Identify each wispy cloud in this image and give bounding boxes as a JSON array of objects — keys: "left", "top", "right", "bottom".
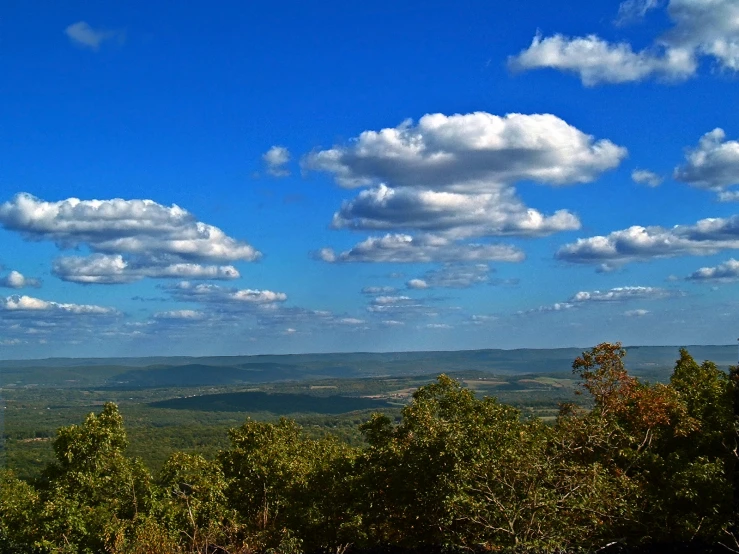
[{"left": 65, "top": 21, "right": 124, "bottom": 51}]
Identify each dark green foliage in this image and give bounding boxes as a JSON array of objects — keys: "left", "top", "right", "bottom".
[
  {"left": 150, "top": 390, "right": 394, "bottom": 413},
  {"left": 0, "top": 345, "right": 737, "bottom": 553}
]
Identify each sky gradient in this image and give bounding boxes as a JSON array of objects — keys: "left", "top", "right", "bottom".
[{"left": 2, "top": 0, "right": 739, "bottom": 358}]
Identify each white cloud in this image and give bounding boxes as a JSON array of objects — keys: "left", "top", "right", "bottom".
[
  {"left": 471, "top": 314, "right": 497, "bottom": 324},
  {"left": 317, "top": 233, "right": 525, "bottom": 264},
  {"left": 305, "top": 112, "right": 625, "bottom": 191},
  {"left": 674, "top": 129, "right": 739, "bottom": 197},
  {"left": 409, "top": 263, "right": 493, "bottom": 289},
  {"left": 569, "top": 286, "right": 677, "bottom": 302},
  {"left": 686, "top": 258, "right": 739, "bottom": 282},
  {"left": 331, "top": 184, "right": 580, "bottom": 238},
  {"left": 616, "top": 0, "right": 663, "bottom": 24},
  {"left": 262, "top": 146, "right": 291, "bottom": 177},
  {"left": 406, "top": 278, "right": 429, "bottom": 289},
  {"left": 556, "top": 215, "right": 739, "bottom": 267},
  {"left": 632, "top": 169, "right": 663, "bottom": 187},
  {"left": 0, "top": 295, "right": 118, "bottom": 315},
  {"left": 306, "top": 111, "right": 625, "bottom": 263},
  {"left": 170, "top": 281, "right": 287, "bottom": 307},
  {"left": 0, "top": 270, "right": 41, "bottom": 289},
  {"left": 509, "top": 0, "right": 739, "bottom": 85},
  {"left": 52, "top": 254, "right": 240, "bottom": 284},
  {"left": 382, "top": 320, "right": 405, "bottom": 326},
  {"left": 65, "top": 21, "right": 122, "bottom": 51},
  {"left": 425, "top": 323, "right": 453, "bottom": 329},
  {"left": 0, "top": 194, "right": 260, "bottom": 284},
  {"left": 509, "top": 34, "right": 692, "bottom": 85},
  {"left": 361, "top": 285, "right": 398, "bottom": 294},
  {"left": 624, "top": 309, "right": 651, "bottom": 317},
  {"left": 153, "top": 310, "right": 206, "bottom": 320},
  {"left": 338, "top": 317, "right": 365, "bottom": 325},
  {"left": 519, "top": 302, "right": 575, "bottom": 315}
]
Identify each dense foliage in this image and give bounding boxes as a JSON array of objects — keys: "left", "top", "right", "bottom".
[{"left": 0, "top": 343, "right": 736, "bottom": 553}]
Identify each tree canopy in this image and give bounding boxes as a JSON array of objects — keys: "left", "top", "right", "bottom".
[{"left": 0, "top": 343, "right": 736, "bottom": 553}]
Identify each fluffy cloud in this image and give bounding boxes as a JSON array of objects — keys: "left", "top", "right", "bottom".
[
  {"left": 509, "top": 0, "right": 739, "bottom": 85},
  {"left": 632, "top": 169, "right": 663, "bottom": 187},
  {"left": 624, "top": 309, "right": 651, "bottom": 317},
  {"left": 262, "top": 146, "right": 291, "bottom": 177},
  {"left": 306, "top": 112, "right": 625, "bottom": 263},
  {"left": 556, "top": 215, "right": 739, "bottom": 267},
  {"left": 317, "top": 234, "right": 525, "bottom": 264},
  {"left": 569, "top": 286, "right": 677, "bottom": 302},
  {"left": 0, "top": 270, "right": 41, "bottom": 289},
  {"left": 331, "top": 184, "right": 580, "bottom": 238},
  {"left": 686, "top": 258, "right": 739, "bottom": 282},
  {"left": 0, "top": 193, "right": 260, "bottom": 284},
  {"left": 406, "top": 279, "right": 429, "bottom": 290},
  {"left": 509, "top": 34, "right": 694, "bottom": 85},
  {"left": 65, "top": 21, "right": 123, "bottom": 50},
  {"left": 674, "top": 129, "right": 739, "bottom": 198},
  {"left": 53, "top": 254, "right": 240, "bottom": 284},
  {"left": 305, "top": 112, "right": 625, "bottom": 191},
  {"left": 0, "top": 294, "right": 122, "bottom": 347},
  {"left": 0, "top": 295, "right": 118, "bottom": 315}
]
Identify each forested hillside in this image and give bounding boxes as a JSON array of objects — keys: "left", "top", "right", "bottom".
[{"left": 1, "top": 344, "right": 736, "bottom": 553}]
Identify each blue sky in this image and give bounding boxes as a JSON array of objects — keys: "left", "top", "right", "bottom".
[{"left": 2, "top": 0, "right": 739, "bottom": 358}]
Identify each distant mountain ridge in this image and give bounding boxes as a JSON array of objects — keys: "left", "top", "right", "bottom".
[{"left": 1, "top": 345, "right": 737, "bottom": 389}]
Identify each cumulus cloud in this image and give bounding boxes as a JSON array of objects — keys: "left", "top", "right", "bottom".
[
  {"left": 632, "top": 169, "right": 663, "bottom": 187},
  {"left": 305, "top": 112, "right": 625, "bottom": 191},
  {"left": 674, "top": 129, "right": 739, "bottom": 198},
  {"left": 331, "top": 184, "right": 580, "bottom": 238},
  {"left": 406, "top": 279, "right": 429, "bottom": 290},
  {"left": 65, "top": 21, "right": 123, "bottom": 50},
  {"left": 569, "top": 286, "right": 677, "bottom": 302},
  {"left": 0, "top": 295, "right": 118, "bottom": 315},
  {"left": 686, "top": 258, "right": 739, "bottom": 282},
  {"left": 306, "top": 112, "right": 625, "bottom": 263},
  {"left": 509, "top": 0, "right": 739, "bottom": 85},
  {"left": 624, "top": 309, "right": 651, "bottom": 317},
  {"left": 0, "top": 270, "right": 41, "bottom": 289},
  {"left": 52, "top": 254, "right": 240, "bottom": 284},
  {"left": 317, "top": 234, "right": 525, "bottom": 264},
  {"left": 262, "top": 146, "right": 291, "bottom": 177},
  {"left": 510, "top": 34, "right": 693, "bottom": 85},
  {"left": 556, "top": 215, "right": 739, "bottom": 267},
  {"left": 0, "top": 193, "right": 260, "bottom": 284}
]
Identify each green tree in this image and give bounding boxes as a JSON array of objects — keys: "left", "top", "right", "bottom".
[{"left": 33, "top": 403, "right": 153, "bottom": 553}]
